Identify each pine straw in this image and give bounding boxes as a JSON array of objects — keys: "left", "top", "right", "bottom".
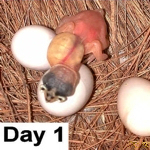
[{"left": 0, "top": 0, "right": 150, "bottom": 149}]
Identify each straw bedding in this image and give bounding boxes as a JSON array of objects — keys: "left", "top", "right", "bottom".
[{"left": 0, "top": 0, "right": 150, "bottom": 149}]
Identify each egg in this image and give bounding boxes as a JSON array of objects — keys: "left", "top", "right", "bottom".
[
  {"left": 117, "top": 77, "right": 150, "bottom": 136},
  {"left": 11, "top": 25, "right": 55, "bottom": 70},
  {"left": 37, "top": 64, "right": 94, "bottom": 116}
]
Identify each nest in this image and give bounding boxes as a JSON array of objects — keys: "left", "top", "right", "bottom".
[{"left": 0, "top": 0, "right": 150, "bottom": 149}]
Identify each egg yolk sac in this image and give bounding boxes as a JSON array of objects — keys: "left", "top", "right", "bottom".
[{"left": 41, "top": 64, "right": 79, "bottom": 102}]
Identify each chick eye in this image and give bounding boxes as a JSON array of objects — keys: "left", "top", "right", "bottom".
[
  {"left": 40, "top": 85, "right": 47, "bottom": 91},
  {"left": 58, "top": 96, "right": 67, "bottom": 102}
]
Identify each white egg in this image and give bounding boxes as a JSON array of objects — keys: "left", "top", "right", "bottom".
[
  {"left": 11, "top": 25, "right": 55, "bottom": 70},
  {"left": 117, "top": 77, "right": 150, "bottom": 136},
  {"left": 37, "top": 64, "right": 94, "bottom": 117}
]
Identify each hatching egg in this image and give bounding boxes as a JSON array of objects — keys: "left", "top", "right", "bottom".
[
  {"left": 37, "top": 64, "right": 94, "bottom": 117},
  {"left": 117, "top": 77, "right": 150, "bottom": 136},
  {"left": 11, "top": 25, "right": 55, "bottom": 70}
]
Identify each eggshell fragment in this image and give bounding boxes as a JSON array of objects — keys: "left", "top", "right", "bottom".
[
  {"left": 117, "top": 77, "right": 150, "bottom": 136},
  {"left": 11, "top": 25, "right": 55, "bottom": 70},
  {"left": 37, "top": 64, "right": 94, "bottom": 117}
]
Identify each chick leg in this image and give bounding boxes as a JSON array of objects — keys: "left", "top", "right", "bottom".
[{"left": 84, "top": 40, "right": 108, "bottom": 63}]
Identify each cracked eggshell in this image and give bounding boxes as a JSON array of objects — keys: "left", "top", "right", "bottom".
[
  {"left": 37, "top": 64, "right": 94, "bottom": 117},
  {"left": 11, "top": 25, "right": 55, "bottom": 70},
  {"left": 117, "top": 77, "right": 150, "bottom": 136}
]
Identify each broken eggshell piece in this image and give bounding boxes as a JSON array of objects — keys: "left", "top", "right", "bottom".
[{"left": 37, "top": 64, "right": 94, "bottom": 117}]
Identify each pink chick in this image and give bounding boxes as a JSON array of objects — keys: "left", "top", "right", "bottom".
[{"left": 56, "top": 9, "right": 109, "bottom": 62}]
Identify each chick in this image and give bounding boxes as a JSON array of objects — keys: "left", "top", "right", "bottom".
[
  {"left": 56, "top": 9, "right": 109, "bottom": 62},
  {"left": 41, "top": 33, "right": 83, "bottom": 102}
]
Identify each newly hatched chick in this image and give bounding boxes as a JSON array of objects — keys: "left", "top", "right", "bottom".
[
  {"left": 41, "top": 33, "right": 84, "bottom": 102},
  {"left": 40, "top": 9, "right": 109, "bottom": 103},
  {"left": 56, "top": 9, "right": 109, "bottom": 62}
]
